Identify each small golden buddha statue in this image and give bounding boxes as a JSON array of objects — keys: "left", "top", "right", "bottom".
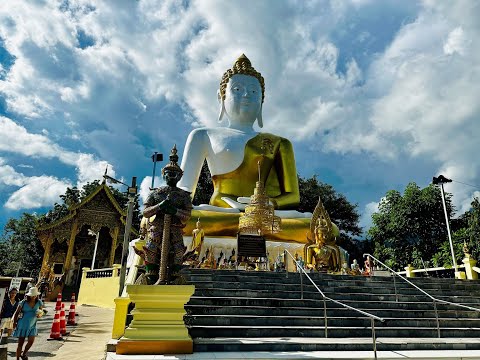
[
  {"left": 183, "top": 218, "right": 205, "bottom": 265},
  {"left": 306, "top": 197, "right": 343, "bottom": 271},
  {"left": 199, "top": 246, "right": 216, "bottom": 269}
]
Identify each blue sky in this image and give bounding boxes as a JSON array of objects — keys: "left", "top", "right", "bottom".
[{"left": 0, "top": 0, "right": 479, "bottom": 236}]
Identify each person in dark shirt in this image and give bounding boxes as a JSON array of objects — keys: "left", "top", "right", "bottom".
[
  {"left": 1, "top": 287, "right": 19, "bottom": 337},
  {"left": 37, "top": 279, "right": 49, "bottom": 301}
]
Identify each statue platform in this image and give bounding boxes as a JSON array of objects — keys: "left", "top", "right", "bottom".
[{"left": 116, "top": 284, "right": 195, "bottom": 355}]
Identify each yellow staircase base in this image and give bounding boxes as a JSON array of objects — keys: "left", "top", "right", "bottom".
[{"left": 116, "top": 284, "right": 195, "bottom": 355}]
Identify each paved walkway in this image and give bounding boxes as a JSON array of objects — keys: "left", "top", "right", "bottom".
[
  {"left": 4, "top": 303, "right": 114, "bottom": 360},
  {"left": 51, "top": 305, "right": 114, "bottom": 360}
]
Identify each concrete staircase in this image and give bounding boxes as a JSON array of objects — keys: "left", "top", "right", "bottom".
[{"left": 181, "top": 269, "right": 480, "bottom": 352}]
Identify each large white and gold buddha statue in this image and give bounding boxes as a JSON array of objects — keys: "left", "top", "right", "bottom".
[{"left": 178, "top": 54, "right": 312, "bottom": 244}]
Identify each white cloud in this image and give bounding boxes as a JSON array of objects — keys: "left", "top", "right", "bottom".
[
  {"left": 0, "top": 158, "right": 72, "bottom": 210},
  {"left": 444, "top": 27, "right": 467, "bottom": 55},
  {"left": 5, "top": 176, "right": 72, "bottom": 210},
  {"left": 0, "top": 116, "right": 115, "bottom": 209},
  {"left": 0, "top": 0, "right": 478, "bottom": 221},
  {"left": 359, "top": 201, "right": 380, "bottom": 232},
  {"left": 139, "top": 176, "right": 164, "bottom": 205},
  {"left": 0, "top": 158, "right": 26, "bottom": 186}
]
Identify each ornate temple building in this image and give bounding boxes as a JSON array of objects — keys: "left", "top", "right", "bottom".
[{"left": 37, "top": 181, "right": 137, "bottom": 289}]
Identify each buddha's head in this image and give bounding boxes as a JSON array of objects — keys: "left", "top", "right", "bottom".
[{"left": 218, "top": 54, "right": 265, "bottom": 128}]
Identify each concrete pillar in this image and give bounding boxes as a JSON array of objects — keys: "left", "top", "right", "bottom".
[
  {"left": 64, "top": 219, "right": 78, "bottom": 274},
  {"left": 112, "top": 297, "right": 131, "bottom": 339},
  {"left": 405, "top": 264, "right": 415, "bottom": 278},
  {"left": 462, "top": 255, "right": 477, "bottom": 280},
  {"left": 112, "top": 264, "right": 122, "bottom": 278},
  {"left": 109, "top": 226, "right": 120, "bottom": 266}
]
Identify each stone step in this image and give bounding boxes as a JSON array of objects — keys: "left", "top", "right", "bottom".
[
  {"left": 189, "top": 288, "right": 480, "bottom": 306},
  {"left": 187, "top": 279, "right": 479, "bottom": 296},
  {"left": 192, "top": 337, "right": 480, "bottom": 352},
  {"left": 183, "top": 273, "right": 480, "bottom": 292},
  {"left": 188, "top": 325, "right": 480, "bottom": 338},
  {"left": 180, "top": 269, "right": 480, "bottom": 353},
  {"left": 187, "top": 314, "right": 480, "bottom": 328},
  {"left": 182, "top": 269, "right": 480, "bottom": 287},
  {"left": 185, "top": 304, "right": 480, "bottom": 318},
  {"left": 188, "top": 296, "right": 478, "bottom": 311}
]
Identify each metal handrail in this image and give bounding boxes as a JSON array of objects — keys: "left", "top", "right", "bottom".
[
  {"left": 364, "top": 253, "right": 480, "bottom": 338},
  {"left": 284, "top": 250, "right": 383, "bottom": 359},
  {"left": 364, "top": 253, "right": 480, "bottom": 312}
]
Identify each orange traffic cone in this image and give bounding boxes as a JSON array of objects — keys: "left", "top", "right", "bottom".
[
  {"left": 59, "top": 303, "right": 69, "bottom": 336},
  {"left": 47, "top": 310, "right": 63, "bottom": 341},
  {"left": 55, "top": 292, "right": 62, "bottom": 311},
  {"left": 67, "top": 293, "right": 77, "bottom": 326}
]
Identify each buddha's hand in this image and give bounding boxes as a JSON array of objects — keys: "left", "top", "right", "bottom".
[
  {"left": 223, "top": 196, "right": 275, "bottom": 209},
  {"left": 158, "top": 199, "right": 177, "bottom": 216},
  {"left": 221, "top": 196, "right": 245, "bottom": 210}
]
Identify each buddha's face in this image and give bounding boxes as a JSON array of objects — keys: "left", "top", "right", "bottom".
[{"left": 224, "top": 74, "right": 262, "bottom": 127}]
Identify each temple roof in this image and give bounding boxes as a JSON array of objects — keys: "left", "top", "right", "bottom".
[{"left": 37, "top": 182, "right": 133, "bottom": 232}]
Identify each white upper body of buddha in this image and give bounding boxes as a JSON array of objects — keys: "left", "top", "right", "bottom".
[
  {"left": 178, "top": 55, "right": 308, "bottom": 217},
  {"left": 178, "top": 73, "right": 262, "bottom": 199}
]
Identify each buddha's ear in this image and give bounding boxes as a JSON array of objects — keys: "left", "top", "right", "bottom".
[
  {"left": 217, "top": 90, "right": 225, "bottom": 123},
  {"left": 256, "top": 104, "right": 263, "bottom": 128}
]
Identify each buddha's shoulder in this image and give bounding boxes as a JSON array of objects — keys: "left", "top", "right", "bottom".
[
  {"left": 256, "top": 132, "right": 292, "bottom": 144},
  {"left": 187, "top": 127, "right": 253, "bottom": 141}
]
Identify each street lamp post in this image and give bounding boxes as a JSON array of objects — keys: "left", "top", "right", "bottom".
[
  {"left": 151, "top": 152, "right": 163, "bottom": 188},
  {"left": 119, "top": 177, "right": 137, "bottom": 297},
  {"left": 432, "top": 175, "right": 458, "bottom": 275},
  {"left": 103, "top": 174, "right": 137, "bottom": 297},
  {"left": 88, "top": 229, "right": 100, "bottom": 270}
]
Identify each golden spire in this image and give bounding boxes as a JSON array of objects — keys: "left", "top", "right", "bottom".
[
  {"left": 239, "top": 138, "right": 281, "bottom": 235},
  {"left": 161, "top": 144, "right": 183, "bottom": 175}
]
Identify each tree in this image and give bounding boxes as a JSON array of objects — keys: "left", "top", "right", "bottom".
[
  {"left": 431, "top": 227, "right": 466, "bottom": 268},
  {"left": 367, "top": 182, "right": 454, "bottom": 270},
  {"left": 192, "top": 160, "right": 214, "bottom": 206},
  {"left": 465, "top": 197, "right": 480, "bottom": 260},
  {"left": 0, "top": 213, "right": 43, "bottom": 277},
  {"left": 298, "top": 175, "right": 363, "bottom": 264},
  {"left": 432, "top": 197, "right": 480, "bottom": 268},
  {"left": 298, "top": 175, "right": 362, "bottom": 237}
]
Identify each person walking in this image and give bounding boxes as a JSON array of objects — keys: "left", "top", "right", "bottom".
[
  {"left": 12, "top": 287, "right": 44, "bottom": 360},
  {"left": 25, "top": 279, "right": 35, "bottom": 294},
  {"left": 37, "top": 278, "right": 49, "bottom": 301},
  {"left": 0, "top": 287, "right": 19, "bottom": 338}
]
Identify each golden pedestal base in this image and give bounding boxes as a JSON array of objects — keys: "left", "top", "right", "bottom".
[
  {"left": 116, "top": 284, "right": 195, "bottom": 355},
  {"left": 116, "top": 339, "right": 192, "bottom": 355}
]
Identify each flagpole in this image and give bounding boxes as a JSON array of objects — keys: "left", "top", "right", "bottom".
[{"left": 151, "top": 151, "right": 158, "bottom": 189}]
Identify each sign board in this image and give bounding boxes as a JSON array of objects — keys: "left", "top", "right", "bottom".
[
  {"left": 9, "top": 278, "right": 22, "bottom": 291},
  {"left": 237, "top": 234, "right": 267, "bottom": 258}
]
